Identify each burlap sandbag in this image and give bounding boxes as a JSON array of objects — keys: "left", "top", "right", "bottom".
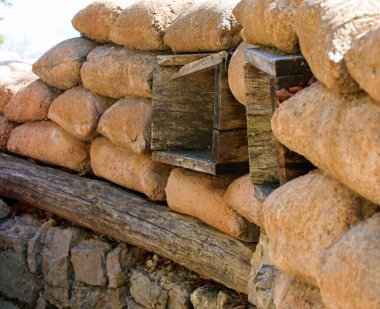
[
  {"left": 295, "top": 0, "right": 380, "bottom": 93},
  {"left": 271, "top": 82, "right": 380, "bottom": 205},
  {"left": 81, "top": 45, "right": 158, "bottom": 99},
  {"left": 32, "top": 37, "right": 98, "bottom": 90},
  {"left": 72, "top": 1, "right": 123, "bottom": 43},
  {"left": 90, "top": 137, "right": 172, "bottom": 201},
  {"left": 97, "top": 97, "right": 152, "bottom": 154},
  {"left": 7, "top": 121, "right": 90, "bottom": 172},
  {"left": 110, "top": 0, "right": 195, "bottom": 51},
  {"left": 0, "top": 71, "right": 37, "bottom": 113},
  {"left": 165, "top": 168, "right": 260, "bottom": 242},
  {"left": 164, "top": 0, "right": 242, "bottom": 53},
  {"left": 4, "top": 79, "right": 60, "bottom": 123},
  {"left": 233, "top": 0, "right": 302, "bottom": 53},
  {"left": 0, "top": 115, "right": 17, "bottom": 150},
  {"left": 48, "top": 86, "right": 113, "bottom": 141}
]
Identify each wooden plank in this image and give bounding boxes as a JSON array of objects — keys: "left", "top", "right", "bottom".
[
  {"left": 0, "top": 154, "right": 255, "bottom": 294},
  {"left": 171, "top": 52, "right": 228, "bottom": 80},
  {"left": 152, "top": 150, "right": 248, "bottom": 175},
  {"left": 157, "top": 53, "right": 212, "bottom": 66},
  {"left": 214, "top": 64, "right": 247, "bottom": 130},
  {"left": 245, "top": 46, "right": 311, "bottom": 77},
  {"left": 151, "top": 65, "right": 215, "bottom": 151},
  {"left": 212, "top": 129, "right": 248, "bottom": 163}
]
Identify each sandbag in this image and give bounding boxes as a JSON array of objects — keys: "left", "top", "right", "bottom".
[
  {"left": 228, "top": 41, "right": 255, "bottom": 105},
  {"left": 4, "top": 79, "right": 60, "bottom": 123},
  {"left": 0, "top": 71, "right": 37, "bottom": 113},
  {"left": 81, "top": 45, "right": 158, "bottom": 99},
  {"left": 0, "top": 115, "right": 17, "bottom": 150},
  {"left": 97, "top": 97, "right": 152, "bottom": 154},
  {"left": 271, "top": 82, "right": 380, "bottom": 205},
  {"left": 233, "top": 0, "right": 302, "bottom": 53},
  {"left": 110, "top": 0, "right": 195, "bottom": 51},
  {"left": 345, "top": 25, "right": 380, "bottom": 102},
  {"left": 295, "top": 0, "right": 380, "bottom": 93},
  {"left": 7, "top": 121, "right": 90, "bottom": 172},
  {"left": 263, "top": 170, "right": 376, "bottom": 286},
  {"left": 318, "top": 214, "right": 380, "bottom": 309},
  {"left": 165, "top": 168, "right": 259, "bottom": 242},
  {"left": 90, "top": 137, "right": 172, "bottom": 201},
  {"left": 72, "top": 0, "right": 123, "bottom": 43},
  {"left": 48, "top": 86, "right": 113, "bottom": 141},
  {"left": 164, "top": 0, "right": 242, "bottom": 53},
  {"left": 32, "top": 37, "right": 98, "bottom": 90}
]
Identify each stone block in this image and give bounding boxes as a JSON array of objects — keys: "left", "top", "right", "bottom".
[{"left": 0, "top": 199, "right": 10, "bottom": 220}]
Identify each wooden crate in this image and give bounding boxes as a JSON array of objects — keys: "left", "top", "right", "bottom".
[
  {"left": 245, "top": 46, "right": 315, "bottom": 185},
  {"left": 151, "top": 53, "right": 249, "bottom": 175}
]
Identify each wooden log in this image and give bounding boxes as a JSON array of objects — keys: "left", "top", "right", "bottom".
[{"left": 0, "top": 153, "right": 254, "bottom": 294}]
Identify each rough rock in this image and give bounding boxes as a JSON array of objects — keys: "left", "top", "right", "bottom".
[
  {"left": 271, "top": 82, "right": 380, "bottom": 205},
  {"left": 0, "top": 298, "right": 20, "bottom": 309},
  {"left": 0, "top": 199, "right": 10, "bottom": 220},
  {"left": 164, "top": 0, "right": 242, "bottom": 53},
  {"left": 70, "top": 282, "right": 128, "bottom": 309},
  {"left": 72, "top": 0, "right": 123, "bottom": 43},
  {"left": 234, "top": 0, "right": 301, "bottom": 53},
  {"left": 35, "top": 296, "right": 54, "bottom": 309},
  {"left": 318, "top": 214, "right": 380, "bottom": 309},
  {"left": 225, "top": 174, "right": 275, "bottom": 228},
  {"left": 263, "top": 169, "right": 377, "bottom": 286},
  {"left": 166, "top": 168, "right": 259, "bottom": 242},
  {"left": 71, "top": 239, "right": 111, "bottom": 286},
  {"left": 0, "top": 216, "right": 42, "bottom": 306},
  {"left": 110, "top": 0, "right": 195, "bottom": 50},
  {"left": 48, "top": 86, "right": 113, "bottom": 140},
  {"left": 126, "top": 297, "right": 146, "bottom": 309},
  {"left": 3, "top": 79, "right": 60, "bottom": 123},
  {"left": 0, "top": 115, "right": 17, "bottom": 150},
  {"left": 345, "top": 25, "right": 380, "bottom": 102},
  {"left": 295, "top": 0, "right": 380, "bottom": 93},
  {"left": 190, "top": 285, "right": 218, "bottom": 309},
  {"left": 90, "top": 137, "right": 172, "bottom": 201},
  {"left": 228, "top": 41, "right": 254, "bottom": 105},
  {"left": 7, "top": 121, "right": 90, "bottom": 172},
  {"left": 32, "top": 37, "right": 98, "bottom": 90},
  {"left": 81, "top": 45, "right": 158, "bottom": 99},
  {"left": 274, "top": 273, "right": 326, "bottom": 309},
  {"left": 97, "top": 97, "right": 152, "bottom": 154},
  {"left": 0, "top": 71, "right": 37, "bottom": 113},
  {"left": 251, "top": 264, "right": 277, "bottom": 309}
]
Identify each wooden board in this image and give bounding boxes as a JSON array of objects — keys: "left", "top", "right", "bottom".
[
  {"left": 212, "top": 129, "right": 248, "bottom": 163},
  {"left": 157, "top": 54, "right": 212, "bottom": 66},
  {"left": 0, "top": 154, "right": 254, "bottom": 294}
]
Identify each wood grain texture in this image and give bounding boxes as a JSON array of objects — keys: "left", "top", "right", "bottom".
[
  {"left": 212, "top": 129, "right": 248, "bottom": 163},
  {"left": 157, "top": 54, "right": 212, "bottom": 66},
  {"left": 0, "top": 153, "right": 255, "bottom": 294}
]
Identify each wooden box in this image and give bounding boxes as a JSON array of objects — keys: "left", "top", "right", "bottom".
[
  {"left": 245, "top": 46, "right": 315, "bottom": 185},
  {"left": 151, "top": 53, "right": 249, "bottom": 175}
]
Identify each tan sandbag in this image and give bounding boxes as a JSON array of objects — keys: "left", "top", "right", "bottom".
[
  {"left": 81, "top": 45, "right": 158, "bottom": 99},
  {"left": 295, "top": 0, "right": 380, "bottom": 93},
  {"left": 164, "top": 0, "right": 242, "bottom": 53},
  {"left": 228, "top": 41, "right": 255, "bottom": 105},
  {"left": 345, "top": 25, "right": 380, "bottom": 102},
  {"left": 233, "top": 0, "right": 302, "bottom": 53},
  {"left": 97, "top": 97, "right": 152, "bottom": 154},
  {"left": 318, "top": 214, "right": 380, "bottom": 309},
  {"left": 90, "top": 137, "right": 172, "bottom": 201},
  {"left": 0, "top": 71, "right": 37, "bottom": 113},
  {"left": 263, "top": 169, "right": 376, "bottom": 286},
  {"left": 274, "top": 273, "right": 326, "bottom": 309},
  {"left": 165, "top": 168, "right": 259, "bottom": 242},
  {"left": 110, "top": 0, "right": 195, "bottom": 51},
  {"left": 32, "top": 37, "right": 98, "bottom": 90},
  {"left": 0, "top": 115, "right": 17, "bottom": 150},
  {"left": 224, "top": 174, "right": 275, "bottom": 228},
  {"left": 4, "top": 79, "right": 60, "bottom": 123},
  {"left": 72, "top": 0, "right": 123, "bottom": 43},
  {"left": 7, "top": 121, "right": 90, "bottom": 172},
  {"left": 48, "top": 86, "right": 113, "bottom": 141},
  {"left": 271, "top": 82, "right": 380, "bottom": 205}
]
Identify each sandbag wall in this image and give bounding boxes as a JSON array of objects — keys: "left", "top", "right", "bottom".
[{"left": 230, "top": 0, "right": 380, "bottom": 309}]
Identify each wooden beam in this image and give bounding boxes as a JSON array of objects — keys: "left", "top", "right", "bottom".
[
  {"left": 157, "top": 54, "right": 212, "bottom": 66},
  {"left": 0, "top": 154, "right": 254, "bottom": 294}
]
